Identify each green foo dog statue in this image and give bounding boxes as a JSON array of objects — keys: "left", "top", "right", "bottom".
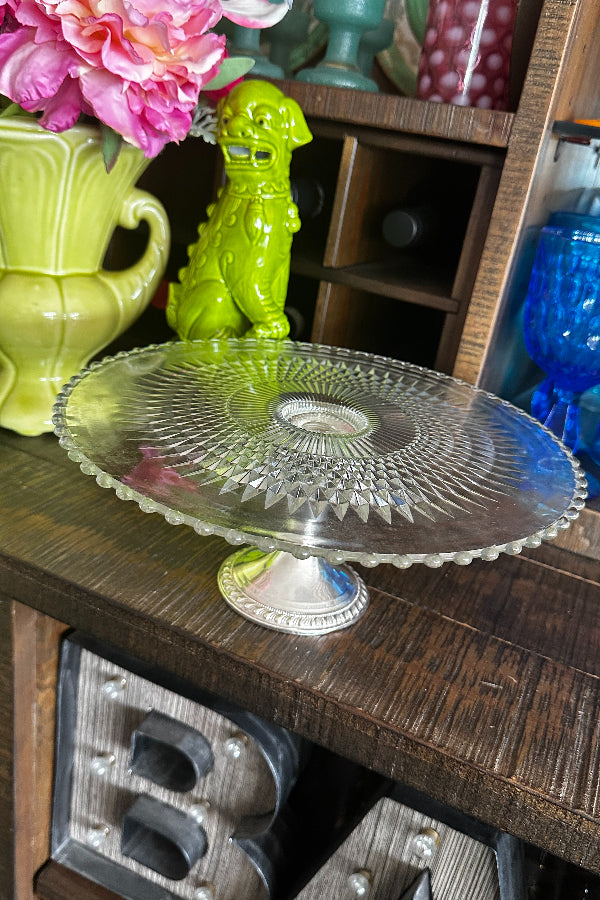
[{"left": 167, "top": 80, "right": 312, "bottom": 341}]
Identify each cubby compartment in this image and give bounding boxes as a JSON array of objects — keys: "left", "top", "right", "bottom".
[
  {"left": 311, "top": 283, "right": 445, "bottom": 369},
  {"left": 285, "top": 273, "right": 320, "bottom": 343},
  {"left": 283, "top": 110, "right": 503, "bottom": 372},
  {"left": 324, "top": 138, "right": 481, "bottom": 278},
  {"left": 472, "top": 134, "right": 600, "bottom": 405},
  {"left": 288, "top": 133, "right": 342, "bottom": 262}
]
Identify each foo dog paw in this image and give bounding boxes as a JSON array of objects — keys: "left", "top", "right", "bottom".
[{"left": 247, "top": 316, "right": 291, "bottom": 340}]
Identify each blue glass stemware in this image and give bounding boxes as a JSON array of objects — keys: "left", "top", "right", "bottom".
[{"left": 523, "top": 217, "right": 600, "bottom": 493}]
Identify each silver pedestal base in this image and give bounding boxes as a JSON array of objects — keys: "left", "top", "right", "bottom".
[{"left": 218, "top": 548, "right": 369, "bottom": 635}]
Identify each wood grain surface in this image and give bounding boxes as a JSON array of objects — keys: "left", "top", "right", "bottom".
[
  {"left": 278, "top": 80, "right": 514, "bottom": 148},
  {"left": 12, "top": 605, "right": 67, "bottom": 900},
  {"left": 0, "top": 431, "right": 599, "bottom": 880},
  {"left": 35, "top": 861, "right": 122, "bottom": 900}
]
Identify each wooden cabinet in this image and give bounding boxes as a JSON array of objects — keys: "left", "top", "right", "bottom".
[
  {"left": 3, "top": 0, "right": 600, "bottom": 897},
  {"left": 286, "top": 110, "right": 503, "bottom": 372},
  {"left": 2, "top": 434, "right": 600, "bottom": 900}
]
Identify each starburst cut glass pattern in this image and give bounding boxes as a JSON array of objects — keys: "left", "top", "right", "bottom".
[{"left": 54, "top": 339, "right": 585, "bottom": 570}]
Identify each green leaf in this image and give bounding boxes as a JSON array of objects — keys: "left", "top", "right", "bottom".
[
  {"left": 100, "top": 125, "right": 123, "bottom": 173},
  {"left": 405, "top": 0, "right": 429, "bottom": 44},
  {"left": 203, "top": 57, "right": 255, "bottom": 92},
  {"left": 0, "top": 100, "right": 35, "bottom": 119}
]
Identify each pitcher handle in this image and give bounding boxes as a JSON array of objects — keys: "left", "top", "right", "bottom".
[{"left": 98, "top": 187, "right": 171, "bottom": 331}]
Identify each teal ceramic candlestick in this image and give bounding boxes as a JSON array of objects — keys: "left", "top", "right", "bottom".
[
  {"left": 358, "top": 17, "right": 395, "bottom": 80},
  {"left": 266, "top": 5, "right": 311, "bottom": 77},
  {"left": 229, "top": 22, "right": 285, "bottom": 78},
  {"left": 296, "top": 0, "right": 386, "bottom": 92}
]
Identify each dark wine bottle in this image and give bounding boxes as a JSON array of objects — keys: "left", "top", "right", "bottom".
[
  {"left": 381, "top": 204, "right": 438, "bottom": 249},
  {"left": 291, "top": 177, "right": 325, "bottom": 220}
]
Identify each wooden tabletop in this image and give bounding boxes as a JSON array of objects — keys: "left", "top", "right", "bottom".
[{"left": 1, "top": 429, "right": 599, "bottom": 874}]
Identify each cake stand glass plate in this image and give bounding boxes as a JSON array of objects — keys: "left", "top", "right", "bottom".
[{"left": 53, "top": 339, "right": 586, "bottom": 635}]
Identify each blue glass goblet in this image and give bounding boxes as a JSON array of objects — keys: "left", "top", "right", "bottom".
[{"left": 523, "top": 220, "right": 600, "bottom": 492}]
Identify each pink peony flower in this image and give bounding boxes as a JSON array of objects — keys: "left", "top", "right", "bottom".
[{"left": 0, "top": 0, "right": 290, "bottom": 156}]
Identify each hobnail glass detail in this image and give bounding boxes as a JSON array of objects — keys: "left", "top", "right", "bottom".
[{"left": 524, "top": 220, "right": 600, "bottom": 496}]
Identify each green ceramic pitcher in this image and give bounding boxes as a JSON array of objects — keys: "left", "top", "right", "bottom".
[{"left": 0, "top": 118, "right": 170, "bottom": 436}]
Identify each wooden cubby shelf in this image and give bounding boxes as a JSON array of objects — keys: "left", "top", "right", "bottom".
[
  {"left": 280, "top": 95, "right": 504, "bottom": 372},
  {"left": 291, "top": 255, "right": 460, "bottom": 314},
  {"left": 279, "top": 79, "right": 515, "bottom": 148}
]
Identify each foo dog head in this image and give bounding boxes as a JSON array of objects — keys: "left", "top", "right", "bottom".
[{"left": 216, "top": 80, "right": 312, "bottom": 190}]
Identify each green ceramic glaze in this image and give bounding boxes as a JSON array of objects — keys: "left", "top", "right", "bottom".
[
  {"left": 0, "top": 118, "right": 170, "bottom": 436},
  {"left": 167, "top": 80, "right": 312, "bottom": 341}
]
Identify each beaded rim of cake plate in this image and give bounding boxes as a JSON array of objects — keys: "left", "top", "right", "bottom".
[{"left": 52, "top": 340, "right": 588, "bottom": 572}]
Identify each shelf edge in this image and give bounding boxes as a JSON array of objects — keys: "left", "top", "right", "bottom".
[{"left": 276, "top": 79, "right": 514, "bottom": 148}]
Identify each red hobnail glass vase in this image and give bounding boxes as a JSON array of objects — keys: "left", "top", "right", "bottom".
[{"left": 415, "top": 0, "right": 518, "bottom": 110}]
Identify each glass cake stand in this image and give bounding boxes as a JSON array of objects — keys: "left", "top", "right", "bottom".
[{"left": 53, "top": 339, "right": 587, "bottom": 635}]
